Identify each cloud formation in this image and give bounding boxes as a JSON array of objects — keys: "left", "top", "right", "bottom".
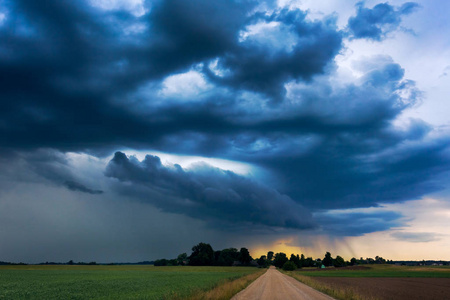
[
  {"left": 64, "top": 180, "right": 103, "bottom": 195},
  {"left": 0, "top": 149, "right": 104, "bottom": 195},
  {"left": 391, "top": 231, "right": 443, "bottom": 243},
  {"left": 0, "top": 0, "right": 449, "bottom": 244},
  {"left": 204, "top": 8, "right": 342, "bottom": 100},
  {"left": 105, "top": 152, "right": 315, "bottom": 231},
  {"left": 0, "top": 0, "right": 345, "bottom": 151},
  {"left": 315, "top": 210, "right": 403, "bottom": 236},
  {"left": 347, "top": 1, "right": 419, "bottom": 40}
]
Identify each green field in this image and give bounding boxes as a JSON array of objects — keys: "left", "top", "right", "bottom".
[
  {"left": 294, "top": 264, "right": 450, "bottom": 278},
  {"left": 0, "top": 265, "right": 260, "bottom": 299}
]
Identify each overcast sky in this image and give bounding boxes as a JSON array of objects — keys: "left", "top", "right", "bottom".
[{"left": 0, "top": 0, "right": 449, "bottom": 263}]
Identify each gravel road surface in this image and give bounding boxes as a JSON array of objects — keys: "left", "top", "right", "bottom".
[{"left": 232, "top": 266, "right": 335, "bottom": 300}]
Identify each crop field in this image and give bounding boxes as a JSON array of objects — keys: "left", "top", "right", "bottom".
[
  {"left": 0, "top": 265, "right": 262, "bottom": 299},
  {"left": 296, "top": 264, "right": 450, "bottom": 278},
  {"left": 287, "top": 265, "right": 450, "bottom": 300}
]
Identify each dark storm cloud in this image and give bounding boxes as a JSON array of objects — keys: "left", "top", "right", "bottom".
[
  {"left": 257, "top": 120, "right": 450, "bottom": 210},
  {"left": 0, "top": 149, "right": 104, "bottom": 195},
  {"left": 0, "top": 0, "right": 449, "bottom": 238},
  {"left": 315, "top": 211, "right": 403, "bottom": 236},
  {"left": 0, "top": 0, "right": 343, "bottom": 152},
  {"left": 105, "top": 152, "right": 315, "bottom": 231},
  {"left": 150, "top": 0, "right": 249, "bottom": 63},
  {"left": 140, "top": 58, "right": 450, "bottom": 211},
  {"left": 347, "top": 1, "right": 419, "bottom": 40},
  {"left": 204, "top": 8, "right": 343, "bottom": 100}
]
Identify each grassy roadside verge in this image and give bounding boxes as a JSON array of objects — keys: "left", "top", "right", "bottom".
[
  {"left": 181, "top": 268, "right": 267, "bottom": 300},
  {"left": 282, "top": 271, "right": 378, "bottom": 300}
]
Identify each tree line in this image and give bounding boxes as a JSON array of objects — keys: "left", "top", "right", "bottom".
[
  {"left": 0, "top": 243, "right": 397, "bottom": 268},
  {"left": 154, "top": 243, "right": 392, "bottom": 272},
  {"left": 154, "top": 242, "right": 253, "bottom": 266},
  {"left": 264, "top": 251, "right": 391, "bottom": 271}
]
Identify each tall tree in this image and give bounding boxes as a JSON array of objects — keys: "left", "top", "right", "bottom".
[
  {"left": 300, "top": 254, "right": 306, "bottom": 267},
  {"left": 239, "top": 247, "right": 252, "bottom": 265},
  {"left": 290, "top": 254, "right": 301, "bottom": 268},
  {"left": 333, "top": 255, "right": 346, "bottom": 267},
  {"left": 267, "top": 251, "right": 274, "bottom": 261},
  {"left": 323, "top": 252, "right": 333, "bottom": 267},
  {"left": 273, "top": 252, "right": 288, "bottom": 268},
  {"left": 189, "top": 243, "right": 214, "bottom": 266},
  {"left": 257, "top": 255, "right": 268, "bottom": 267},
  {"left": 304, "top": 257, "right": 315, "bottom": 267},
  {"left": 217, "top": 248, "right": 239, "bottom": 266}
]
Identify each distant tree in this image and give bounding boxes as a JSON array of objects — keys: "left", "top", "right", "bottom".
[
  {"left": 154, "top": 259, "right": 169, "bottom": 266},
  {"left": 375, "top": 256, "right": 386, "bottom": 264},
  {"left": 239, "top": 248, "right": 252, "bottom": 265},
  {"left": 323, "top": 252, "right": 333, "bottom": 267},
  {"left": 168, "top": 259, "right": 178, "bottom": 266},
  {"left": 300, "top": 254, "right": 306, "bottom": 267},
  {"left": 189, "top": 243, "right": 214, "bottom": 266},
  {"left": 257, "top": 255, "right": 268, "bottom": 268},
  {"left": 333, "top": 255, "right": 346, "bottom": 268},
  {"left": 273, "top": 252, "right": 288, "bottom": 268},
  {"left": 67, "top": 260, "right": 74, "bottom": 265},
  {"left": 314, "top": 258, "right": 323, "bottom": 268},
  {"left": 290, "top": 254, "right": 301, "bottom": 268},
  {"left": 216, "top": 248, "right": 239, "bottom": 266},
  {"left": 350, "top": 257, "right": 357, "bottom": 266},
  {"left": 177, "top": 253, "right": 187, "bottom": 266},
  {"left": 214, "top": 250, "right": 222, "bottom": 265},
  {"left": 282, "top": 261, "right": 297, "bottom": 271},
  {"left": 304, "top": 257, "right": 315, "bottom": 267},
  {"left": 267, "top": 251, "right": 274, "bottom": 261}
]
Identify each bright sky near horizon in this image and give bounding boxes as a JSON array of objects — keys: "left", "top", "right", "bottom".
[{"left": 0, "top": 0, "right": 449, "bottom": 263}]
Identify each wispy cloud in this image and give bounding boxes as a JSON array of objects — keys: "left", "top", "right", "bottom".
[{"left": 391, "top": 231, "right": 443, "bottom": 243}]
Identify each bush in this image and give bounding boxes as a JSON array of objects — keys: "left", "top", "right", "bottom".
[
  {"left": 282, "top": 261, "right": 297, "bottom": 271},
  {"left": 154, "top": 259, "right": 169, "bottom": 266},
  {"left": 333, "top": 255, "right": 346, "bottom": 268}
]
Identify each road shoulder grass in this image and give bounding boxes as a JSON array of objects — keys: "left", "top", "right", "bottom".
[{"left": 182, "top": 268, "right": 266, "bottom": 300}]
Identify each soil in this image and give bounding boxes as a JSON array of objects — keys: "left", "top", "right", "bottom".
[
  {"left": 312, "top": 277, "right": 450, "bottom": 300},
  {"left": 232, "top": 266, "right": 335, "bottom": 300},
  {"left": 301, "top": 266, "right": 370, "bottom": 272}
]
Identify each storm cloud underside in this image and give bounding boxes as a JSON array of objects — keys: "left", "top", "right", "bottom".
[{"left": 1, "top": 0, "right": 450, "bottom": 253}]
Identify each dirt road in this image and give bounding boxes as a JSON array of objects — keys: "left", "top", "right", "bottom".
[{"left": 232, "top": 266, "right": 334, "bottom": 300}]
